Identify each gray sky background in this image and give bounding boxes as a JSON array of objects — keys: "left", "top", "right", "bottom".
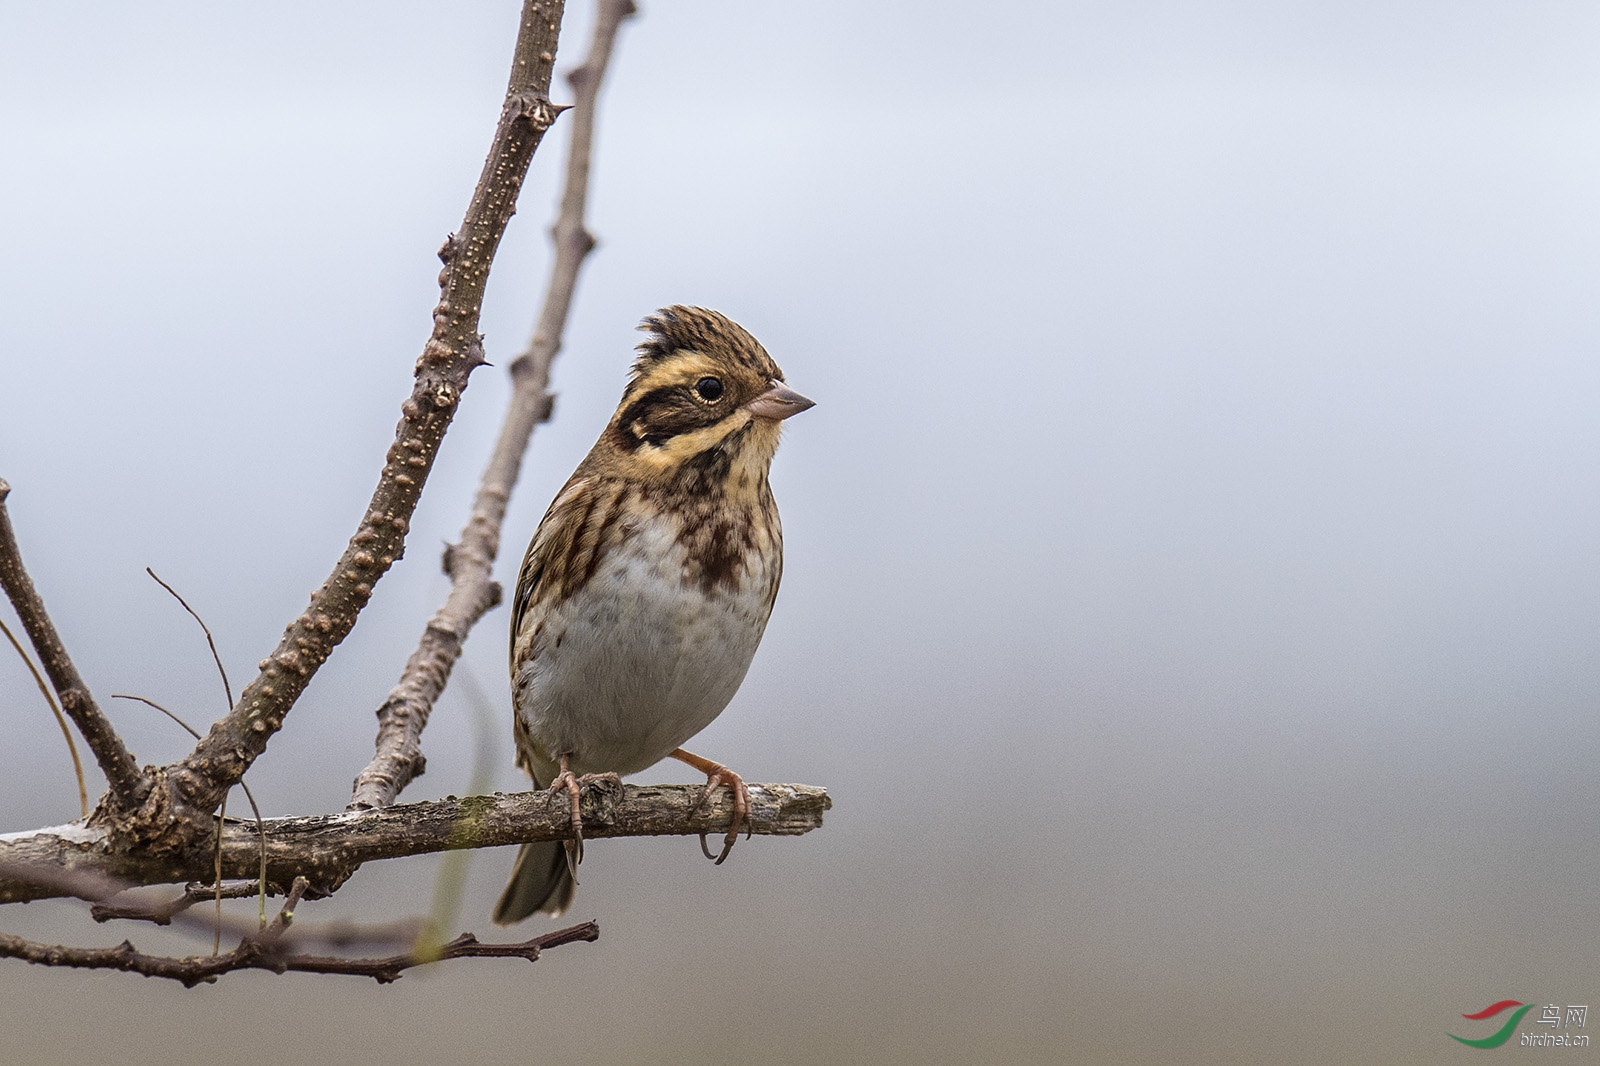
[{"left": 3, "top": 2, "right": 1599, "bottom": 1062}]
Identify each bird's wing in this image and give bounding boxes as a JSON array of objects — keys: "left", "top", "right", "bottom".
[{"left": 509, "top": 474, "right": 594, "bottom": 673}]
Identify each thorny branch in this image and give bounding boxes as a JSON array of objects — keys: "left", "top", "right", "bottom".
[
  {"left": 0, "top": 0, "right": 833, "bottom": 986},
  {"left": 350, "top": 0, "right": 638, "bottom": 811},
  {"left": 164, "top": 0, "right": 570, "bottom": 834}
]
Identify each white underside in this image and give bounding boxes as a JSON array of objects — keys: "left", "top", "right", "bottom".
[{"left": 513, "top": 520, "right": 775, "bottom": 782}]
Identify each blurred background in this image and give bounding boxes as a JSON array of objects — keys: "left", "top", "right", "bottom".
[{"left": 3, "top": 1, "right": 1599, "bottom": 1062}]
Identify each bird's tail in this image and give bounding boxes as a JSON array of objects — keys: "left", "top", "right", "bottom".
[{"left": 492, "top": 839, "right": 575, "bottom": 924}]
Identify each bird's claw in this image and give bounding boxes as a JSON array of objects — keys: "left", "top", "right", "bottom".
[
  {"left": 548, "top": 767, "right": 585, "bottom": 877},
  {"left": 689, "top": 766, "right": 750, "bottom": 865},
  {"left": 548, "top": 761, "right": 621, "bottom": 880}
]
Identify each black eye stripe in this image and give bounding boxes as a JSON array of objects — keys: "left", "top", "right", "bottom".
[{"left": 610, "top": 383, "right": 726, "bottom": 452}]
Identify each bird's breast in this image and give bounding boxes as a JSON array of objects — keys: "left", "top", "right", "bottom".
[{"left": 512, "top": 511, "right": 781, "bottom": 780}]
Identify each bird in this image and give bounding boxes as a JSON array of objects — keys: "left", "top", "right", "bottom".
[{"left": 493, "top": 305, "right": 814, "bottom": 923}]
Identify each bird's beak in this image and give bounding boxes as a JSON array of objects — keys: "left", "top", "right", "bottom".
[{"left": 744, "top": 380, "right": 816, "bottom": 421}]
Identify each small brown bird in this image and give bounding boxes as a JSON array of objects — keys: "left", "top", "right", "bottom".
[{"left": 494, "top": 306, "right": 813, "bottom": 923}]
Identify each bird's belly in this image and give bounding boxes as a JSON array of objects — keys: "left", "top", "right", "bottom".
[{"left": 514, "top": 527, "right": 774, "bottom": 779}]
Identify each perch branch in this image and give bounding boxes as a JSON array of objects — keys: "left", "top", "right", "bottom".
[
  {"left": 0, "top": 479, "right": 145, "bottom": 810},
  {"left": 164, "top": 0, "right": 570, "bottom": 830},
  {"left": 0, "top": 782, "right": 829, "bottom": 904},
  {"left": 350, "top": 0, "right": 637, "bottom": 811}
]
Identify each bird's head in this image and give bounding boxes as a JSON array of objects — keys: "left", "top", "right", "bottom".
[{"left": 595, "top": 306, "right": 813, "bottom": 491}]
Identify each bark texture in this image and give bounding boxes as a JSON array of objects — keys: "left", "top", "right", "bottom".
[{"left": 0, "top": 783, "right": 830, "bottom": 904}]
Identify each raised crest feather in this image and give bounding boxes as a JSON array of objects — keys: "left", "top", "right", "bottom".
[{"left": 630, "top": 305, "right": 780, "bottom": 383}]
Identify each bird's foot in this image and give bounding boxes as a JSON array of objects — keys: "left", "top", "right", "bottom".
[
  {"left": 671, "top": 748, "right": 750, "bottom": 865},
  {"left": 548, "top": 756, "right": 621, "bottom": 878}
]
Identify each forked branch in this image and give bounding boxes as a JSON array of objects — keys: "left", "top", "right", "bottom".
[
  {"left": 350, "top": 0, "right": 638, "bottom": 811},
  {"left": 0, "top": 0, "right": 835, "bottom": 989},
  {"left": 165, "top": 0, "right": 570, "bottom": 828}
]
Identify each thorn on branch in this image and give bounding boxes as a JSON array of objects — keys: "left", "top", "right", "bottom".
[
  {"left": 509, "top": 92, "right": 567, "bottom": 130},
  {"left": 551, "top": 221, "right": 597, "bottom": 257}
]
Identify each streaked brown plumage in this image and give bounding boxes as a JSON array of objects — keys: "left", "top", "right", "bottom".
[{"left": 494, "top": 306, "right": 813, "bottom": 923}]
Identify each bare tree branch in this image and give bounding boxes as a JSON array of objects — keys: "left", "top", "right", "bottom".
[
  {"left": 0, "top": 876, "right": 599, "bottom": 986},
  {"left": 0, "top": 859, "right": 405, "bottom": 950},
  {"left": 0, "top": 782, "right": 829, "bottom": 904},
  {"left": 55, "top": 868, "right": 440, "bottom": 951},
  {"left": 90, "top": 880, "right": 262, "bottom": 926},
  {"left": 0, "top": 920, "right": 599, "bottom": 987},
  {"left": 516, "top": 0, "right": 637, "bottom": 378},
  {"left": 159, "top": 0, "right": 571, "bottom": 836},
  {"left": 0, "top": 479, "right": 146, "bottom": 810},
  {"left": 350, "top": 0, "right": 638, "bottom": 811},
  {"left": 0, "top": 2, "right": 834, "bottom": 988},
  {"left": 91, "top": 887, "right": 447, "bottom": 955}
]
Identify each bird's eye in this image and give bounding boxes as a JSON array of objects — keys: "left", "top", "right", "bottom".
[{"left": 694, "top": 376, "right": 724, "bottom": 402}]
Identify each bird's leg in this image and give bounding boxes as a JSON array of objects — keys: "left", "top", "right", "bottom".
[
  {"left": 548, "top": 753, "right": 584, "bottom": 874},
  {"left": 671, "top": 747, "right": 750, "bottom": 865},
  {"left": 547, "top": 754, "right": 621, "bottom": 878}
]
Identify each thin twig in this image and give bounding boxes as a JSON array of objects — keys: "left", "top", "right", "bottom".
[
  {"left": 0, "top": 861, "right": 265, "bottom": 945},
  {"left": 0, "top": 479, "right": 145, "bottom": 810},
  {"left": 9, "top": 862, "right": 428, "bottom": 951},
  {"left": 139, "top": 569, "right": 243, "bottom": 937},
  {"left": 162, "top": 0, "right": 571, "bottom": 835},
  {"left": 349, "top": 0, "right": 636, "bottom": 811},
  {"left": 90, "top": 877, "right": 430, "bottom": 944},
  {"left": 0, "top": 782, "right": 831, "bottom": 904},
  {"left": 90, "top": 880, "right": 261, "bottom": 925},
  {"left": 0, "top": 615, "right": 88, "bottom": 818},
  {"left": 144, "top": 568, "right": 233, "bottom": 710}
]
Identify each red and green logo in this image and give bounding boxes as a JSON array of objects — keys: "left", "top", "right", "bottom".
[{"left": 1449, "top": 1000, "right": 1534, "bottom": 1048}]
